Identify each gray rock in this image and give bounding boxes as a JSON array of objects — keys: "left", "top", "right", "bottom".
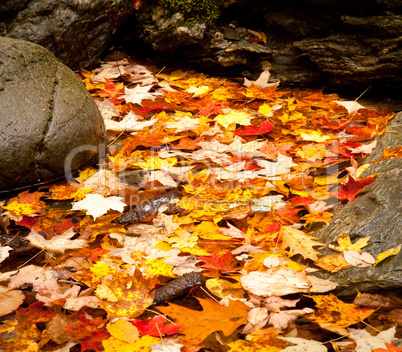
[
  {"left": 0, "top": 37, "right": 106, "bottom": 192},
  {"left": 0, "top": 0, "right": 133, "bottom": 69},
  {"left": 312, "top": 111, "right": 402, "bottom": 297},
  {"left": 131, "top": 0, "right": 401, "bottom": 92}
]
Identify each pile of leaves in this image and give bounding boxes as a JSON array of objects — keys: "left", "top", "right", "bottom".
[{"left": 0, "top": 58, "right": 401, "bottom": 352}]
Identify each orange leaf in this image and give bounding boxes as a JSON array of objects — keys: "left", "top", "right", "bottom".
[
  {"left": 198, "top": 250, "right": 239, "bottom": 272},
  {"left": 307, "top": 293, "right": 375, "bottom": 335},
  {"left": 373, "top": 343, "right": 402, "bottom": 352},
  {"left": 2, "top": 190, "right": 46, "bottom": 218},
  {"left": 158, "top": 298, "right": 250, "bottom": 345}
]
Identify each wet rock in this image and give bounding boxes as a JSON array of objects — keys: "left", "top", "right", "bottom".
[
  {"left": 134, "top": 3, "right": 273, "bottom": 71},
  {"left": 0, "top": 37, "right": 106, "bottom": 192},
  {"left": 0, "top": 0, "right": 133, "bottom": 69},
  {"left": 131, "top": 0, "right": 401, "bottom": 92},
  {"left": 312, "top": 111, "right": 402, "bottom": 297}
]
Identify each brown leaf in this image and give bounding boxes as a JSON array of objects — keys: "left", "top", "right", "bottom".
[{"left": 0, "top": 286, "right": 24, "bottom": 317}]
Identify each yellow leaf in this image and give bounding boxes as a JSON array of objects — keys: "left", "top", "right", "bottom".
[
  {"left": 186, "top": 85, "right": 210, "bottom": 97},
  {"left": 301, "top": 211, "right": 333, "bottom": 226},
  {"left": 131, "top": 156, "right": 177, "bottom": 170},
  {"left": 279, "top": 226, "right": 323, "bottom": 261},
  {"left": 299, "top": 130, "right": 331, "bottom": 142},
  {"left": 258, "top": 103, "right": 273, "bottom": 116},
  {"left": 329, "top": 233, "right": 370, "bottom": 252},
  {"left": 205, "top": 278, "right": 245, "bottom": 299},
  {"left": 93, "top": 266, "right": 157, "bottom": 319},
  {"left": 306, "top": 294, "right": 375, "bottom": 335},
  {"left": 227, "top": 329, "right": 286, "bottom": 351},
  {"left": 141, "top": 258, "right": 175, "bottom": 277},
  {"left": 74, "top": 166, "right": 97, "bottom": 183},
  {"left": 102, "top": 335, "right": 159, "bottom": 352},
  {"left": 215, "top": 109, "right": 253, "bottom": 129},
  {"left": 106, "top": 320, "right": 139, "bottom": 343},
  {"left": 2, "top": 190, "right": 46, "bottom": 218},
  {"left": 375, "top": 245, "right": 401, "bottom": 266}
]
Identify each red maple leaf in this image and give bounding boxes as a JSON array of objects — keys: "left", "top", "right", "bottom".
[
  {"left": 132, "top": 315, "right": 181, "bottom": 336},
  {"left": 337, "top": 176, "right": 375, "bottom": 202},
  {"left": 81, "top": 330, "right": 111, "bottom": 352},
  {"left": 198, "top": 250, "right": 238, "bottom": 272},
  {"left": 234, "top": 120, "right": 274, "bottom": 136}
]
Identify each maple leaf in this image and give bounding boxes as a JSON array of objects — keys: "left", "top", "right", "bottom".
[
  {"left": 158, "top": 297, "right": 250, "bottom": 345},
  {"left": 2, "top": 190, "right": 46, "bottom": 220},
  {"left": 105, "top": 110, "right": 158, "bottom": 132},
  {"left": 243, "top": 69, "right": 279, "bottom": 90},
  {"left": 337, "top": 175, "right": 375, "bottom": 202},
  {"left": 47, "top": 182, "right": 93, "bottom": 200},
  {"left": 339, "top": 326, "right": 397, "bottom": 352},
  {"left": 234, "top": 120, "right": 274, "bottom": 136},
  {"left": 307, "top": 293, "right": 375, "bottom": 335},
  {"left": 279, "top": 337, "right": 327, "bottom": 352},
  {"left": 72, "top": 194, "right": 126, "bottom": 219},
  {"left": 279, "top": 226, "right": 323, "bottom": 261},
  {"left": 94, "top": 266, "right": 157, "bottom": 319},
  {"left": 215, "top": 109, "right": 254, "bottom": 129},
  {"left": 198, "top": 250, "right": 239, "bottom": 272},
  {"left": 123, "top": 84, "right": 160, "bottom": 105},
  {"left": 132, "top": 315, "right": 181, "bottom": 336},
  {"left": 329, "top": 233, "right": 370, "bottom": 252},
  {"left": 26, "top": 227, "right": 87, "bottom": 253}
]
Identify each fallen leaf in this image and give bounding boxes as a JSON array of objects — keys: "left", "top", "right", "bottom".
[
  {"left": 158, "top": 297, "right": 250, "bottom": 345},
  {"left": 279, "top": 226, "right": 323, "bottom": 261},
  {"left": 240, "top": 268, "right": 311, "bottom": 296},
  {"left": 72, "top": 194, "right": 126, "bottom": 219},
  {"left": 278, "top": 336, "right": 328, "bottom": 352},
  {"left": 307, "top": 294, "right": 375, "bottom": 335},
  {"left": 26, "top": 227, "right": 86, "bottom": 253},
  {"left": 337, "top": 176, "right": 375, "bottom": 202},
  {"left": 343, "top": 250, "right": 375, "bottom": 267},
  {"left": 375, "top": 245, "right": 401, "bottom": 266},
  {"left": 0, "top": 286, "right": 25, "bottom": 317},
  {"left": 337, "top": 326, "right": 397, "bottom": 352}
]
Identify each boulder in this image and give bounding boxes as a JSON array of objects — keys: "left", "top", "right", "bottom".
[
  {"left": 312, "top": 111, "right": 402, "bottom": 297},
  {"left": 0, "top": 37, "right": 106, "bottom": 192},
  {"left": 0, "top": 0, "right": 133, "bottom": 69}
]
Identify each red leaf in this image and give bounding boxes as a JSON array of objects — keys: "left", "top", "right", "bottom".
[
  {"left": 290, "top": 196, "right": 316, "bottom": 206},
  {"left": 132, "top": 315, "right": 181, "bottom": 336},
  {"left": 16, "top": 302, "right": 54, "bottom": 323},
  {"left": 338, "top": 176, "right": 375, "bottom": 202},
  {"left": 234, "top": 120, "right": 274, "bottom": 136},
  {"left": 81, "top": 330, "right": 111, "bottom": 352},
  {"left": 198, "top": 250, "right": 238, "bottom": 272}
]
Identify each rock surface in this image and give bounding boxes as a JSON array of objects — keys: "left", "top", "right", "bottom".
[
  {"left": 0, "top": 0, "right": 133, "bottom": 69},
  {"left": 312, "top": 111, "right": 402, "bottom": 297},
  {"left": 129, "top": 0, "right": 401, "bottom": 93},
  {"left": 0, "top": 37, "right": 106, "bottom": 192}
]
